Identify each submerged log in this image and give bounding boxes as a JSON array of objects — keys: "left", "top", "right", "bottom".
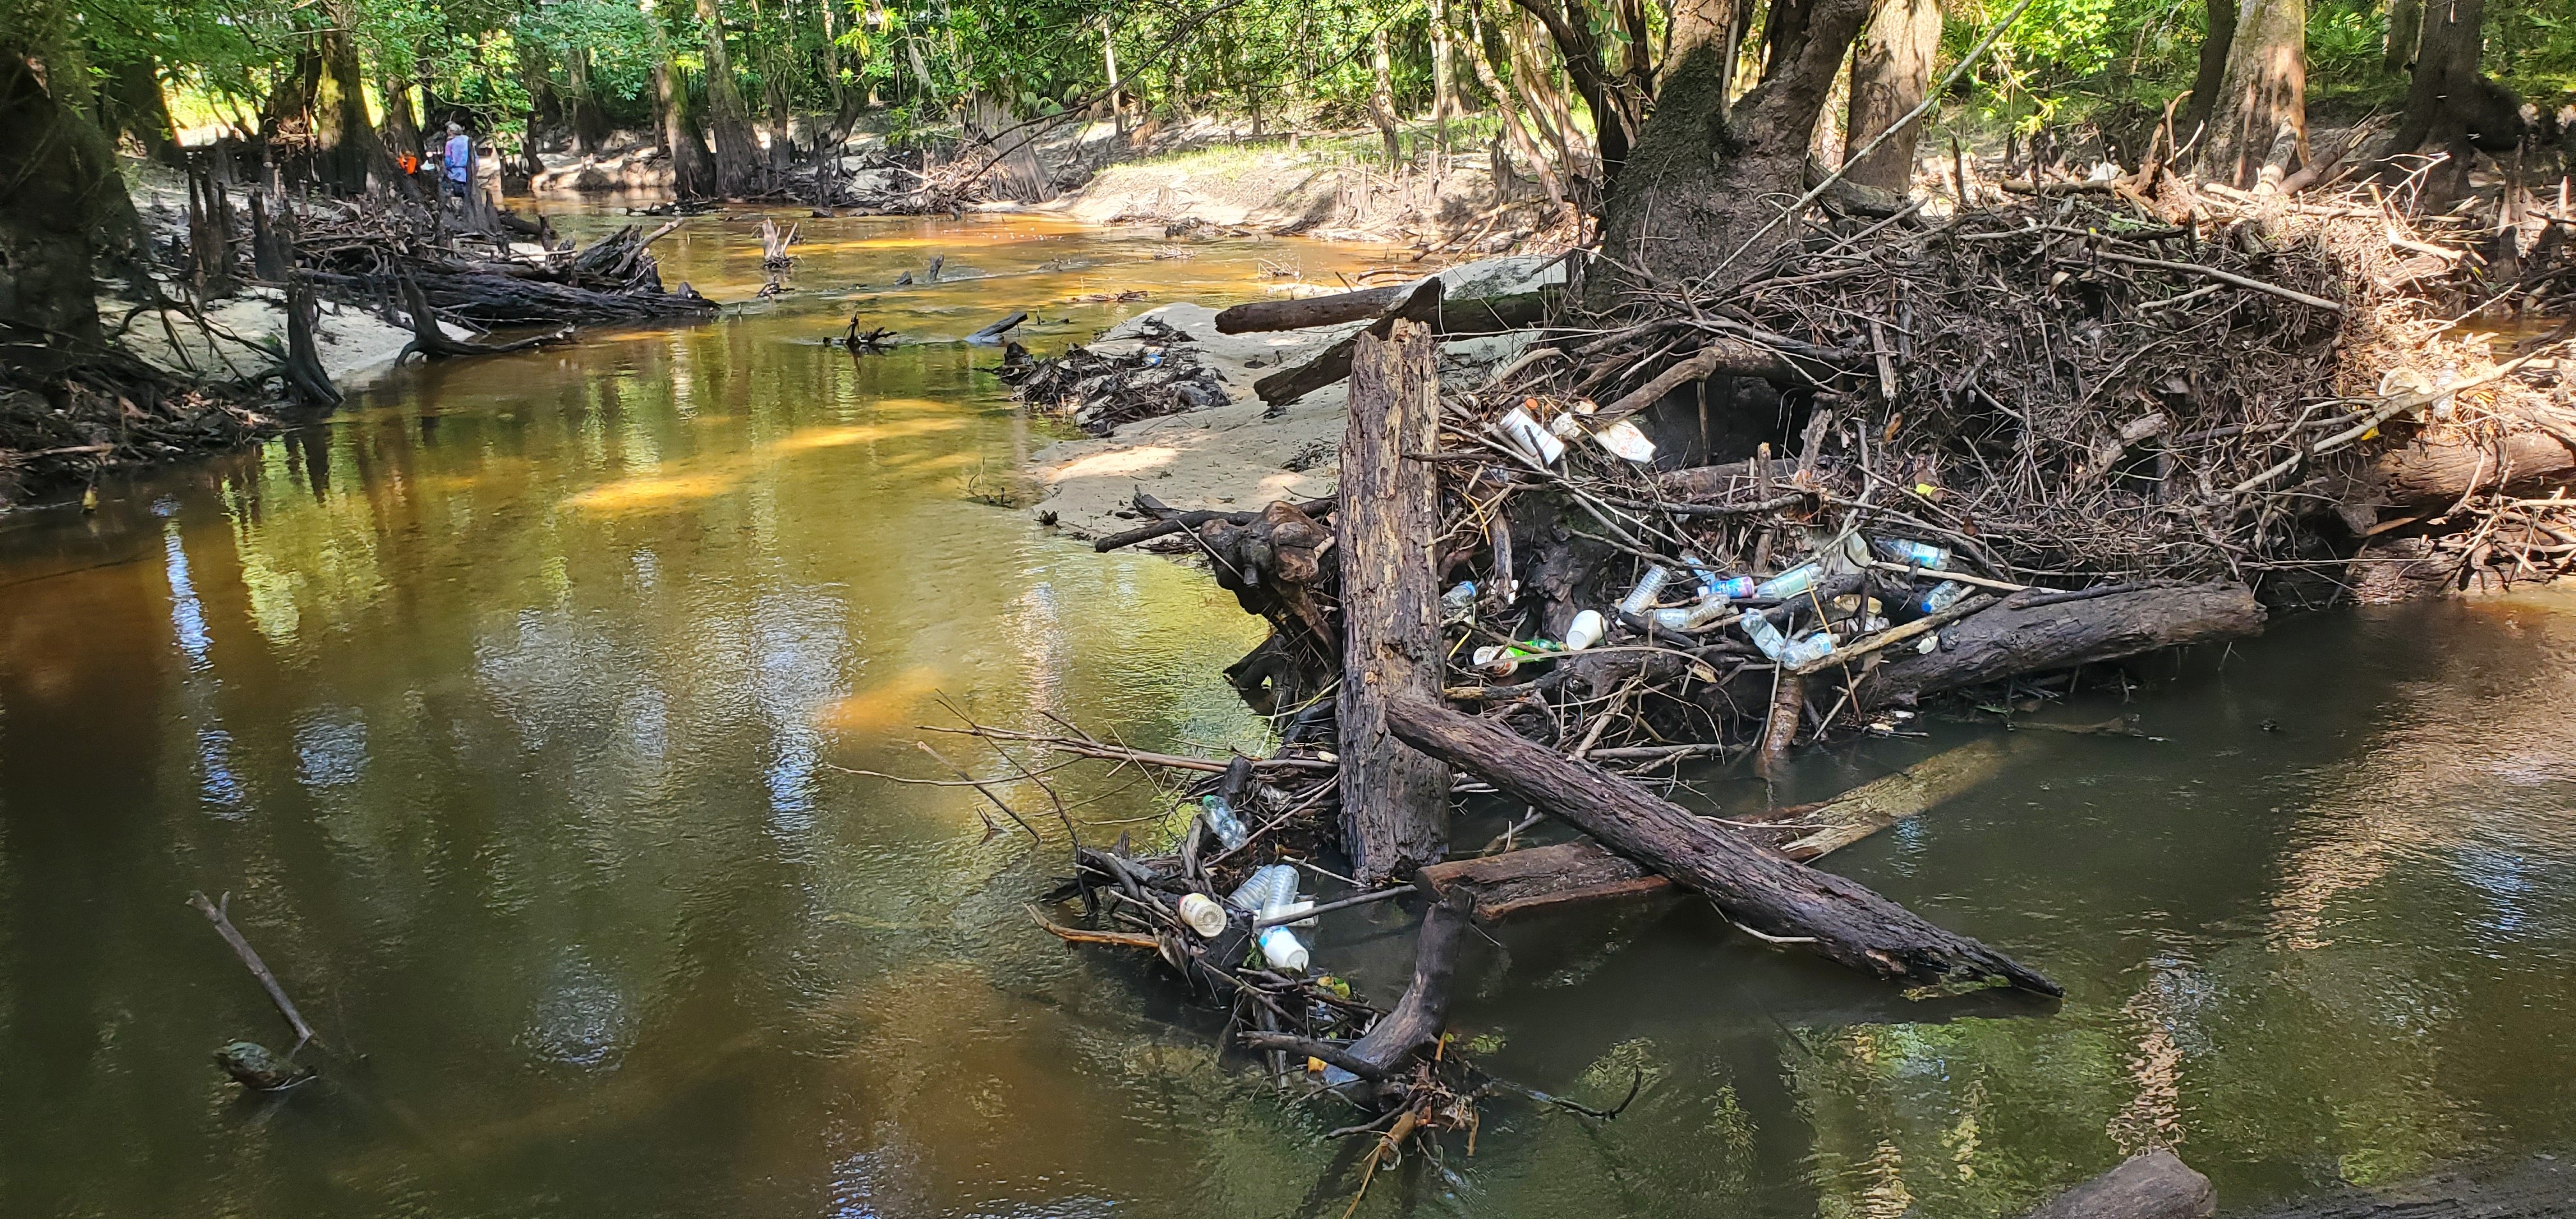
[
  {"left": 1859, "top": 582, "right": 2264, "bottom": 708},
  {"left": 1418, "top": 737, "right": 2019, "bottom": 921},
  {"left": 2023, "top": 1150, "right": 2214, "bottom": 1219},
  {"left": 1384, "top": 693, "right": 2061, "bottom": 993},
  {"left": 1342, "top": 888, "right": 1471, "bottom": 1076},
  {"left": 1338, "top": 318, "right": 1451, "bottom": 882}
]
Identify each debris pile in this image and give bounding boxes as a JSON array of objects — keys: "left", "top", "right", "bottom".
[{"left": 1007, "top": 320, "right": 1234, "bottom": 434}]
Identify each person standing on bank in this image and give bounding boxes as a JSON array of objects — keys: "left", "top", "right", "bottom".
[{"left": 442, "top": 122, "right": 473, "bottom": 204}]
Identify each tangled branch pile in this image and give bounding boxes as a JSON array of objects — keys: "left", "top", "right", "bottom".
[{"left": 1007, "top": 318, "right": 1233, "bottom": 434}]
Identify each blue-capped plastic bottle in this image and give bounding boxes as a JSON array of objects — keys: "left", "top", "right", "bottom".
[
  {"left": 1871, "top": 537, "right": 1950, "bottom": 570},
  {"left": 1916, "top": 579, "right": 1970, "bottom": 615}
]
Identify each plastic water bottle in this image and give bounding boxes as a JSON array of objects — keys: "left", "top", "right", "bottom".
[
  {"left": 1616, "top": 565, "right": 1672, "bottom": 616},
  {"left": 1754, "top": 562, "right": 1821, "bottom": 600},
  {"left": 1916, "top": 579, "right": 1970, "bottom": 615},
  {"left": 1871, "top": 537, "right": 1950, "bottom": 570},
  {"left": 1200, "top": 794, "right": 1248, "bottom": 852},
  {"left": 1742, "top": 613, "right": 1791, "bottom": 661},
  {"left": 1563, "top": 610, "right": 1606, "bottom": 650},
  {"left": 1440, "top": 581, "right": 1477, "bottom": 624},
  {"left": 1229, "top": 864, "right": 1310, "bottom": 972},
  {"left": 1650, "top": 599, "right": 1736, "bottom": 631},
  {"left": 1782, "top": 631, "right": 1837, "bottom": 666}
]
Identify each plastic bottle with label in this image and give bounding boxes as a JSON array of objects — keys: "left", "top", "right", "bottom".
[
  {"left": 1870, "top": 537, "right": 1951, "bottom": 570},
  {"left": 1916, "top": 579, "right": 1971, "bottom": 615}
]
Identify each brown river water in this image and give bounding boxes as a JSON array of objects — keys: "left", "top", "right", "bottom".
[{"left": 3, "top": 211, "right": 2574, "bottom": 1218}]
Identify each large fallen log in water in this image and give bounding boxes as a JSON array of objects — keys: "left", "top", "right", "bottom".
[
  {"left": 1418, "top": 737, "right": 2022, "bottom": 921},
  {"left": 1857, "top": 582, "right": 2265, "bottom": 708},
  {"left": 1384, "top": 693, "right": 2062, "bottom": 994}
]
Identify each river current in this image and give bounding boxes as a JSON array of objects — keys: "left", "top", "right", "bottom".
[{"left": 1, "top": 211, "right": 2572, "bottom": 1218}]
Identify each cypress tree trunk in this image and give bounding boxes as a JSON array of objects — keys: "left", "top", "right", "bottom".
[
  {"left": 2383, "top": 0, "right": 2421, "bottom": 75},
  {"left": 1591, "top": 0, "right": 1880, "bottom": 309},
  {"left": 655, "top": 59, "right": 720, "bottom": 198},
  {"left": 102, "top": 54, "right": 184, "bottom": 167},
  {"left": 382, "top": 70, "right": 425, "bottom": 170},
  {"left": 0, "top": 45, "right": 141, "bottom": 344},
  {"left": 1843, "top": 0, "right": 1941, "bottom": 190},
  {"left": 1369, "top": 25, "right": 1402, "bottom": 165},
  {"left": 2180, "top": 0, "right": 2235, "bottom": 149},
  {"left": 2196, "top": 0, "right": 2306, "bottom": 189},
  {"left": 695, "top": 0, "right": 766, "bottom": 193},
  {"left": 2383, "top": 0, "right": 2484, "bottom": 154},
  {"left": 311, "top": 7, "right": 401, "bottom": 195}
]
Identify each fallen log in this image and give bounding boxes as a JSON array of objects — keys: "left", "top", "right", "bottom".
[
  {"left": 1858, "top": 582, "right": 2264, "bottom": 708},
  {"left": 1091, "top": 489, "right": 1336, "bottom": 553},
  {"left": 1418, "top": 737, "right": 2020, "bottom": 921},
  {"left": 394, "top": 277, "right": 568, "bottom": 362},
  {"left": 2023, "top": 1150, "right": 2214, "bottom": 1219},
  {"left": 967, "top": 310, "right": 1027, "bottom": 344},
  {"left": 1241, "top": 887, "right": 1475, "bottom": 1084},
  {"left": 2363, "top": 432, "right": 2576, "bottom": 507},
  {"left": 1384, "top": 693, "right": 2061, "bottom": 993},
  {"left": 1252, "top": 281, "right": 1554, "bottom": 407},
  {"left": 1215, "top": 284, "right": 1406, "bottom": 334}
]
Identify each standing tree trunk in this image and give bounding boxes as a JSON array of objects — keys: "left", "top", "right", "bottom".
[
  {"left": 1337, "top": 318, "right": 1452, "bottom": 883},
  {"left": 101, "top": 55, "right": 184, "bottom": 167},
  {"left": 654, "top": 57, "right": 720, "bottom": 198},
  {"left": 1842, "top": 0, "right": 1941, "bottom": 191},
  {"left": 1592, "top": 0, "right": 1881, "bottom": 309},
  {"left": 2196, "top": 0, "right": 2306, "bottom": 189},
  {"left": 2382, "top": 0, "right": 2421, "bottom": 75},
  {"left": 2380, "top": 0, "right": 2489, "bottom": 168},
  {"left": 381, "top": 69, "right": 424, "bottom": 170},
  {"left": 1465, "top": 0, "right": 1570, "bottom": 210},
  {"left": 1508, "top": 0, "right": 1636, "bottom": 178},
  {"left": 1368, "top": 25, "right": 1403, "bottom": 165},
  {"left": 2180, "top": 0, "right": 2235, "bottom": 150},
  {"left": 1429, "top": 0, "right": 1457, "bottom": 153},
  {"left": 0, "top": 47, "right": 116, "bottom": 344},
  {"left": 696, "top": 0, "right": 766, "bottom": 194},
  {"left": 564, "top": 50, "right": 611, "bottom": 156}
]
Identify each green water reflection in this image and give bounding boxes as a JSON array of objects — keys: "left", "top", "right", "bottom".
[{"left": 1, "top": 215, "right": 2572, "bottom": 1218}]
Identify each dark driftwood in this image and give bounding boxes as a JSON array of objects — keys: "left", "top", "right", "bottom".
[
  {"left": 2365, "top": 433, "right": 2576, "bottom": 506},
  {"left": 1344, "top": 888, "right": 1472, "bottom": 1075},
  {"left": 967, "top": 310, "right": 1027, "bottom": 343},
  {"left": 1859, "top": 582, "right": 2264, "bottom": 707},
  {"left": 1252, "top": 281, "right": 1554, "bottom": 406},
  {"left": 1418, "top": 738, "right": 2018, "bottom": 920},
  {"left": 1384, "top": 693, "right": 2061, "bottom": 993},
  {"left": 1091, "top": 489, "right": 1336, "bottom": 552},
  {"left": 1657, "top": 457, "right": 1806, "bottom": 500},
  {"left": 187, "top": 891, "right": 323, "bottom": 1050},
  {"left": 1338, "top": 318, "right": 1452, "bottom": 882},
  {"left": 1214, "top": 284, "right": 1406, "bottom": 334},
  {"left": 2023, "top": 1151, "right": 2214, "bottom": 1219},
  {"left": 395, "top": 277, "right": 566, "bottom": 362},
  {"left": 280, "top": 277, "right": 342, "bottom": 408}
]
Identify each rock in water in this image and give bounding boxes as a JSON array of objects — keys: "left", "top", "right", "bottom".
[{"left": 214, "top": 1041, "right": 315, "bottom": 1091}]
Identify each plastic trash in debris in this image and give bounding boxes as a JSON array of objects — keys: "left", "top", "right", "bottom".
[
  {"left": 1742, "top": 612, "right": 1791, "bottom": 661},
  {"left": 1142, "top": 349, "right": 1165, "bottom": 367},
  {"left": 1199, "top": 793, "right": 1249, "bottom": 852},
  {"left": 1177, "top": 893, "right": 1229, "bottom": 937},
  {"left": 1916, "top": 579, "right": 1972, "bottom": 615},
  {"left": 1591, "top": 419, "right": 1657, "bottom": 463},
  {"left": 1650, "top": 599, "right": 1738, "bottom": 631},
  {"left": 1230, "top": 864, "right": 1310, "bottom": 972},
  {"left": 1870, "top": 537, "right": 1951, "bottom": 570},
  {"left": 1471, "top": 640, "right": 1561, "bottom": 678},
  {"left": 1498, "top": 406, "right": 1566, "bottom": 466},
  {"left": 1563, "top": 610, "right": 1606, "bottom": 651},
  {"left": 1440, "top": 581, "right": 1478, "bottom": 624},
  {"left": 1308, "top": 1057, "right": 1360, "bottom": 1087},
  {"left": 1755, "top": 561, "right": 1822, "bottom": 600},
  {"left": 1783, "top": 631, "right": 1837, "bottom": 666},
  {"left": 1617, "top": 565, "right": 1673, "bottom": 616},
  {"left": 1680, "top": 553, "right": 1756, "bottom": 601}
]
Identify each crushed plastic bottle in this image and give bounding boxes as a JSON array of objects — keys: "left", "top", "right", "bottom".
[
  {"left": 1440, "top": 581, "right": 1478, "bottom": 624},
  {"left": 1742, "top": 612, "right": 1791, "bottom": 661},
  {"left": 1650, "top": 599, "right": 1738, "bottom": 631},
  {"left": 1563, "top": 610, "right": 1607, "bottom": 651},
  {"left": 1916, "top": 579, "right": 1971, "bottom": 615},
  {"left": 1617, "top": 565, "right": 1673, "bottom": 616},
  {"left": 1782, "top": 631, "right": 1837, "bottom": 666},
  {"left": 1870, "top": 537, "right": 1951, "bottom": 570},
  {"left": 1199, "top": 793, "right": 1249, "bottom": 852}
]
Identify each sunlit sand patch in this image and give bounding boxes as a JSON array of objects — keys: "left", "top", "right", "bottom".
[
  {"left": 815, "top": 664, "right": 951, "bottom": 738},
  {"left": 769, "top": 418, "right": 967, "bottom": 454},
  {"left": 1046, "top": 446, "right": 1179, "bottom": 484},
  {"left": 878, "top": 450, "right": 986, "bottom": 473}
]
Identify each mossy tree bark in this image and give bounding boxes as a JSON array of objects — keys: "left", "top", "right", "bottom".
[
  {"left": 1842, "top": 0, "right": 1942, "bottom": 191},
  {"left": 2196, "top": 0, "right": 2306, "bottom": 189},
  {"left": 100, "top": 53, "right": 183, "bottom": 167},
  {"left": 654, "top": 58, "right": 720, "bottom": 198},
  {"left": 0, "top": 45, "right": 141, "bottom": 346},
  {"left": 1591, "top": 0, "right": 1878, "bottom": 309}
]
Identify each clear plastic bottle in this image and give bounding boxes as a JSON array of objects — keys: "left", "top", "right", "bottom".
[
  {"left": 1783, "top": 631, "right": 1837, "bottom": 666},
  {"left": 1617, "top": 565, "right": 1673, "bottom": 616},
  {"left": 1742, "top": 613, "right": 1791, "bottom": 661},
  {"left": 1439, "top": 581, "right": 1478, "bottom": 623},
  {"left": 1871, "top": 537, "right": 1951, "bottom": 570},
  {"left": 1229, "top": 864, "right": 1310, "bottom": 972},
  {"left": 1754, "top": 562, "right": 1821, "bottom": 600},
  {"left": 1651, "top": 599, "right": 1737, "bottom": 631},
  {"left": 1916, "top": 579, "right": 1970, "bottom": 615},
  {"left": 1199, "top": 794, "right": 1249, "bottom": 852}
]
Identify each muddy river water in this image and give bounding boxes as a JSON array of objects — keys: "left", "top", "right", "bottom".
[{"left": 3, "top": 212, "right": 2573, "bottom": 1218}]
